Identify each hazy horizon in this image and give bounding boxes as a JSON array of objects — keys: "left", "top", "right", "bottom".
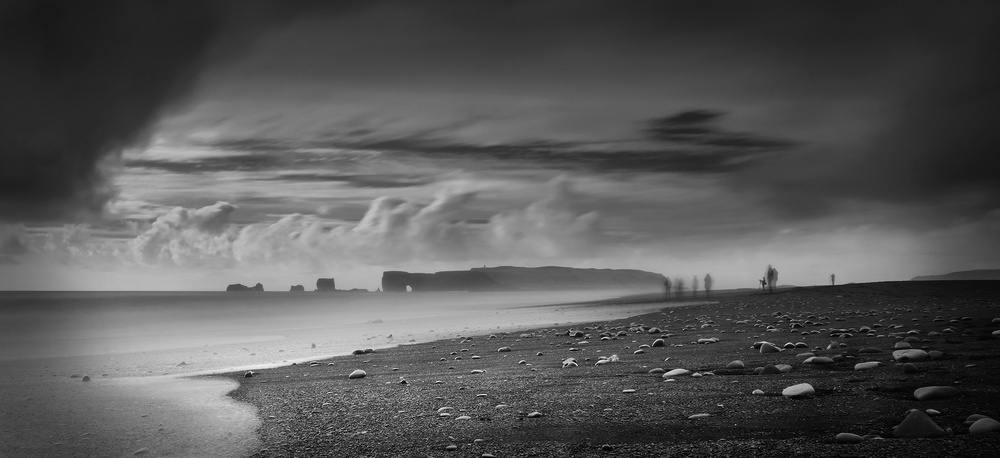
[{"left": 2, "top": 1, "right": 999, "bottom": 291}]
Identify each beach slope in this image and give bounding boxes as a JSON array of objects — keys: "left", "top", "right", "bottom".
[{"left": 220, "top": 281, "right": 1000, "bottom": 457}]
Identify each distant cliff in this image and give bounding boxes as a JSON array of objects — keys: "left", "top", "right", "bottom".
[
  {"left": 227, "top": 283, "right": 264, "bottom": 292},
  {"left": 382, "top": 266, "right": 666, "bottom": 292},
  {"left": 911, "top": 269, "right": 1000, "bottom": 281}
]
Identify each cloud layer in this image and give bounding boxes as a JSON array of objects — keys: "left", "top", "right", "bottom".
[{"left": 124, "top": 178, "right": 601, "bottom": 271}]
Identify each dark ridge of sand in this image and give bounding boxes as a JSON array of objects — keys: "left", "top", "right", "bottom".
[{"left": 215, "top": 281, "right": 1000, "bottom": 457}]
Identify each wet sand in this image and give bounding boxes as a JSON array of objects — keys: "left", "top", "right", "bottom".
[
  {"left": 219, "top": 281, "right": 1000, "bottom": 457},
  {"left": 1, "top": 289, "right": 676, "bottom": 457}
]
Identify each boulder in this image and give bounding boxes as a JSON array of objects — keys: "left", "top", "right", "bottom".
[
  {"left": 892, "top": 349, "right": 928, "bottom": 362},
  {"left": 781, "top": 383, "right": 815, "bottom": 399},
  {"left": 969, "top": 418, "right": 1000, "bottom": 435},
  {"left": 913, "top": 386, "right": 961, "bottom": 401},
  {"left": 290, "top": 285, "right": 305, "bottom": 292},
  {"left": 835, "top": 433, "right": 863, "bottom": 444},
  {"left": 348, "top": 369, "right": 367, "bottom": 379},
  {"left": 893, "top": 410, "right": 946, "bottom": 438}
]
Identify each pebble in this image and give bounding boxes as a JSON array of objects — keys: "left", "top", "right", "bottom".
[
  {"left": 348, "top": 369, "right": 366, "bottom": 379},
  {"left": 527, "top": 411, "right": 543, "bottom": 418},
  {"left": 854, "top": 361, "right": 881, "bottom": 371},
  {"left": 804, "top": 356, "right": 834, "bottom": 365},
  {"left": 726, "top": 360, "right": 745, "bottom": 369},
  {"left": 835, "top": 432, "right": 863, "bottom": 443},
  {"left": 133, "top": 448, "right": 150, "bottom": 456},
  {"left": 969, "top": 417, "right": 1000, "bottom": 435},
  {"left": 81, "top": 375, "right": 91, "bottom": 382},
  {"left": 781, "top": 383, "right": 815, "bottom": 399},
  {"left": 902, "top": 363, "right": 920, "bottom": 373},
  {"left": 687, "top": 413, "right": 710, "bottom": 419},
  {"left": 471, "top": 369, "right": 486, "bottom": 374},
  {"left": 497, "top": 347, "right": 512, "bottom": 352},
  {"left": 651, "top": 339, "right": 665, "bottom": 347},
  {"left": 893, "top": 410, "right": 946, "bottom": 438},
  {"left": 892, "top": 349, "right": 928, "bottom": 362},
  {"left": 913, "top": 386, "right": 961, "bottom": 401},
  {"left": 663, "top": 368, "right": 690, "bottom": 377},
  {"left": 648, "top": 368, "right": 665, "bottom": 374},
  {"left": 759, "top": 342, "right": 781, "bottom": 354},
  {"left": 445, "top": 444, "right": 457, "bottom": 451},
  {"left": 752, "top": 389, "right": 764, "bottom": 395},
  {"left": 456, "top": 415, "right": 472, "bottom": 420},
  {"left": 622, "top": 389, "right": 636, "bottom": 393}
]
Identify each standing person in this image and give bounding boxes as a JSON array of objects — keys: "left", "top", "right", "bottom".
[
  {"left": 675, "top": 277, "right": 685, "bottom": 298},
  {"left": 831, "top": 273, "right": 836, "bottom": 286},
  {"left": 760, "top": 277, "right": 766, "bottom": 291},
  {"left": 704, "top": 274, "right": 713, "bottom": 298},
  {"left": 664, "top": 277, "right": 671, "bottom": 300},
  {"left": 691, "top": 275, "right": 699, "bottom": 298}
]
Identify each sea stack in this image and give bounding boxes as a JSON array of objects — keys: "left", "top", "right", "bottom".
[
  {"left": 316, "top": 278, "right": 336, "bottom": 291},
  {"left": 227, "top": 283, "right": 265, "bottom": 292}
]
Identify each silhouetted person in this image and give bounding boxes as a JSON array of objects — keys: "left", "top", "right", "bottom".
[
  {"left": 760, "top": 277, "right": 766, "bottom": 291},
  {"left": 664, "top": 277, "right": 671, "bottom": 300},
  {"left": 675, "top": 278, "right": 685, "bottom": 298},
  {"left": 691, "top": 275, "right": 698, "bottom": 298},
  {"left": 704, "top": 274, "right": 713, "bottom": 298},
  {"left": 765, "top": 265, "right": 778, "bottom": 293},
  {"left": 830, "top": 273, "right": 835, "bottom": 286}
]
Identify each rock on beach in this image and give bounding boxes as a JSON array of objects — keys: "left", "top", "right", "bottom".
[
  {"left": 781, "top": 383, "right": 815, "bottom": 399},
  {"left": 835, "top": 432, "right": 863, "bottom": 443},
  {"left": 349, "top": 369, "right": 367, "bottom": 379},
  {"left": 892, "top": 349, "right": 928, "bottom": 362},
  {"left": 969, "top": 417, "right": 1000, "bottom": 435},
  {"left": 854, "top": 361, "right": 881, "bottom": 371},
  {"left": 663, "top": 369, "right": 690, "bottom": 377},
  {"left": 913, "top": 386, "right": 961, "bottom": 401},
  {"left": 893, "top": 410, "right": 946, "bottom": 438}
]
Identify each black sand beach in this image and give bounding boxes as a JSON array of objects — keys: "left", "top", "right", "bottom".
[{"left": 218, "top": 281, "right": 1000, "bottom": 457}]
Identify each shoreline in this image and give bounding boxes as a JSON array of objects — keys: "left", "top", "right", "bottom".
[{"left": 217, "top": 281, "right": 1000, "bottom": 457}]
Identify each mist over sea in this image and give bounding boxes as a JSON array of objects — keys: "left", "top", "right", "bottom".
[{"left": 0, "top": 289, "right": 678, "bottom": 456}]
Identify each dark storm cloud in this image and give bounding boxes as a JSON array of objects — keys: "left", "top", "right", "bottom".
[
  {"left": 644, "top": 111, "right": 794, "bottom": 151},
  {"left": 181, "top": 107, "right": 794, "bottom": 177},
  {"left": 323, "top": 109, "right": 793, "bottom": 174},
  {"left": 126, "top": 155, "right": 287, "bottom": 175},
  {"left": 0, "top": 1, "right": 222, "bottom": 221},
  {"left": 268, "top": 174, "right": 434, "bottom": 189},
  {"left": 0, "top": 0, "right": 355, "bottom": 223},
  {"left": 728, "top": 3, "right": 1000, "bottom": 219},
  {"left": 361, "top": 137, "right": 768, "bottom": 174}
]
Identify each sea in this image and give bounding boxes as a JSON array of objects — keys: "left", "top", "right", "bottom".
[{"left": 0, "top": 289, "right": 681, "bottom": 457}]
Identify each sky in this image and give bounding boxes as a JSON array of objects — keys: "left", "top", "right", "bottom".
[{"left": 1, "top": 0, "right": 999, "bottom": 291}]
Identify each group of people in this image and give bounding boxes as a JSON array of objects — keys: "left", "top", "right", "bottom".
[
  {"left": 663, "top": 273, "right": 713, "bottom": 299},
  {"left": 665, "top": 267, "right": 836, "bottom": 300}
]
